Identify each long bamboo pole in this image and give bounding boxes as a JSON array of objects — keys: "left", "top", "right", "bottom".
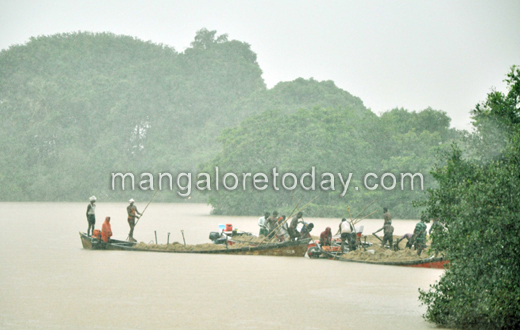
[
  {"left": 352, "top": 199, "right": 377, "bottom": 222},
  {"left": 135, "top": 189, "right": 159, "bottom": 226}
]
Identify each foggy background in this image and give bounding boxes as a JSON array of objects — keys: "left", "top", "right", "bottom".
[{"left": 2, "top": 0, "right": 519, "bottom": 130}]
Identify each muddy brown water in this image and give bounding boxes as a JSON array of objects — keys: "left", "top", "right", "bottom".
[{"left": 0, "top": 202, "right": 445, "bottom": 329}]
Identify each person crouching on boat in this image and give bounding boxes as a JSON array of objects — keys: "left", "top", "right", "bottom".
[
  {"left": 86, "top": 196, "right": 96, "bottom": 236},
  {"left": 300, "top": 222, "right": 314, "bottom": 239},
  {"left": 396, "top": 233, "right": 414, "bottom": 249},
  {"left": 320, "top": 227, "right": 332, "bottom": 246},
  {"left": 101, "top": 217, "right": 112, "bottom": 243},
  {"left": 127, "top": 199, "right": 141, "bottom": 241}
]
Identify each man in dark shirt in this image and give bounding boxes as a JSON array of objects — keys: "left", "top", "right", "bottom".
[
  {"left": 266, "top": 211, "right": 278, "bottom": 238},
  {"left": 300, "top": 222, "right": 314, "bottom": 239},
  {"left": 288, "top": 212, "right": 303, "bottom": 241},
  {"left": 415, "top": 216, "right": 428, "bottom": 256}
]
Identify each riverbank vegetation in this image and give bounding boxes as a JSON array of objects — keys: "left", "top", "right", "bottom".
[{"left": 418, "top": 66, "right": 520, "bottom": 329}]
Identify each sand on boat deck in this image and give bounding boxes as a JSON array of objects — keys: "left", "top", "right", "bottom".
[{"left": 340, "top": 235, "right": 441, "bottom": 262}]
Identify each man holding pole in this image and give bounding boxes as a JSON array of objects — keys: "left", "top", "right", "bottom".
[
  {"left": 373, "top": 207, "right": 392, "bottom": 235},
  {"left": 288, "top": 211, "right": 303, "bottom": 241},
  {"left": 127, "top": 198, "right": 141, "bottom": 242}
]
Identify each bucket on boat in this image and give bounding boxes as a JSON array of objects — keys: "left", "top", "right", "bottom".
[
  {"left": 209, "top": 232, "right": 220, "bottom": 241},
  {"left": 226, "top": 224, "right": 233, "bottom": 231},
  {"left": 92, "top": 229, "right": 101, "bottom": 239}
]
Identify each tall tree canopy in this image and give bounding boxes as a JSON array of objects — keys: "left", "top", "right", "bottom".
[
  {"left": 202, "top": 99, "right": 459, "bottom": 218},
  {"left": 0, "top": 29, "right": 265, "bottom": 201}
]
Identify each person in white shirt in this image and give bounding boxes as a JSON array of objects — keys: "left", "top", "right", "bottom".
[
  {"left": 257, "top": 212, "right": 270, "bottom": 236},
  {"left": 86, "top": 196, "right": 96, "bottom": 236},
  {"left": 339, "top": 218, "right": 355, "bottom": 252}
]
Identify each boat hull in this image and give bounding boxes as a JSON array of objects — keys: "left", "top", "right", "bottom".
[
  {"left": 79, "top": 232, "right": 309, "bottom": 257},
  {"left": 339, "top": 257, "right": 448, "bottom": 269},
  {"left": 80, "top": 232, "right": 137, "bottom": 250}
]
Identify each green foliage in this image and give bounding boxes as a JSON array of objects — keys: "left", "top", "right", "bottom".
[
  {"left": 0, "top": 28, "right": 462, "bottom": 219},
  {"left": 418, "top": 66, "right": 520, "bottom": 329},
  {"left": 202, "top": 101, "right": 459, "bottom": 218},
  {"left": 0, "top": 30, "right": 265, "bottom": 201}
]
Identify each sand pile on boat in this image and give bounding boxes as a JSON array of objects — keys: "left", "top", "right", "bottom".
[
  {"left": 341, "top": 235, "right": 434, "bottom": 262},
  {"left": 230, "top": 235, "right": 285, "bottom": 245},
  {"left": 134, "top": 242, "right": 253, "bottom": 251}
]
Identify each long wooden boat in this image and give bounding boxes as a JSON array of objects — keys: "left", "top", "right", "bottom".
[
  {"left": 79, "top": 232, "right": 310, "bottom": 257},
  {"left": 338, "top": 256, "right": 448, "bottom": 269}
]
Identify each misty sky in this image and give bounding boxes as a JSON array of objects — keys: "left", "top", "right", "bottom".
[{"left": 1, "top": 0, "right": 519, "bottom": 130}]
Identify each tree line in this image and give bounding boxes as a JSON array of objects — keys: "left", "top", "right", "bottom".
[{"left": 1, "top": 29, "right": 461, "bottom": 219}]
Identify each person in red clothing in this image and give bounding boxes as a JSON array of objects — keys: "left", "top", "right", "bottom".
[
  {"left": 101, "top": 217, "right": 112, "bottom": 243},
  {"left": 320, "top": 227, "right": 332, "bottom": 246}
]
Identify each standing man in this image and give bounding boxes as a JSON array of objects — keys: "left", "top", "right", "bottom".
[
  {"left": 381, "top": 223, "right": 394, "bottom": 249},
  {"left": 127, "top": 199, "right": 141, "bottom": 241},
  {"left": 374, "top": 207, "right": 392, "bottom": 234},
  {"left": 275, "top": 215, "right": 289, "bottom": 242},
  {"left": 383, "top": 207, "right": 392, "bottom": 225},
  {"left": 339, "top": 218, "right": 354, "bottom": 253},
  {"left": 258, "top": 212, "right": 270, "bottom": 237},
  {"left": 415, "top": 216, "right": 428, "bottom": 256},
  {"left": 266, "top": 211, "right": 278, "bottom": 238},
  {"left": 86, "top": 196, "right": 96, "bottom": 236},
  {"left": 429, "top": 217, "right": 443, "bottom": 235},
  {"left": 288, "top": 212, "right": 303, "bottom": 241}
]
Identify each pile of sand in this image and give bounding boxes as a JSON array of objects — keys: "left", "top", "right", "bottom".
[
  {"left": 340, "top": 235, "right": 437, "bottom": 262},
  {"left": 134, "top": 241, "right": 253, "bottom": 252},
  {"left": 230, "top": 235, "right": 284, "bottom": 245}
]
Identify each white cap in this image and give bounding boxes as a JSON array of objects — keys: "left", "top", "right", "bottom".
[
  {"left": 129, "top": 198, "right": 134, "bottom": 203},
  {"left": 89, "top": 196, "right": 97, "bottom": 202}
]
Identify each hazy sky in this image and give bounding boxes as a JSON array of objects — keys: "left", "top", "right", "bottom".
[{"left": 1, "top": 0, "right": 519, "bottom": 129}]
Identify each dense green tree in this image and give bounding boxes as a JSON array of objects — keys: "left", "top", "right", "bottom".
[
  {"left": 419, "top": 66, "right": 520, "bottom": 329},
  {"left": 0, "top": 30, "right": 265, "bottom": 201}
]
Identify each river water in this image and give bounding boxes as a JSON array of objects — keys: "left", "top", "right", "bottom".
[{"left": 0, "top": 202, "right": 444, "bottom": 329}]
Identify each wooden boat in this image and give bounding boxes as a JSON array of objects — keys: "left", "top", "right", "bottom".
[
  {"left": 307, "top": 239, "right": 447, "bottom": 269},
  {"left": 80, "top": 232, "right": 136, "bottom": 250},
  {"left": 338, "top": 256, "right": 448, "bottom": 269},
  {"left": 79, "top": 232, "right": 310, "bottom": 257}
]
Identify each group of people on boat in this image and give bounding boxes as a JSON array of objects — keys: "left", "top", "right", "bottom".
[
  {"left": 257, "top": 211, "right": 314, "bottom": 242},
  {"left": 257, "top": 210, "right": 359, "bottom": 252},
  {"left": 372, "top": 208, "right": 441, "bottom": 256},
  {"left": 256, "top": 206, "right": 440, "bottom": 256},
  {"left": 85, "top": 196, "right": 141, "bottom": 243}
]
